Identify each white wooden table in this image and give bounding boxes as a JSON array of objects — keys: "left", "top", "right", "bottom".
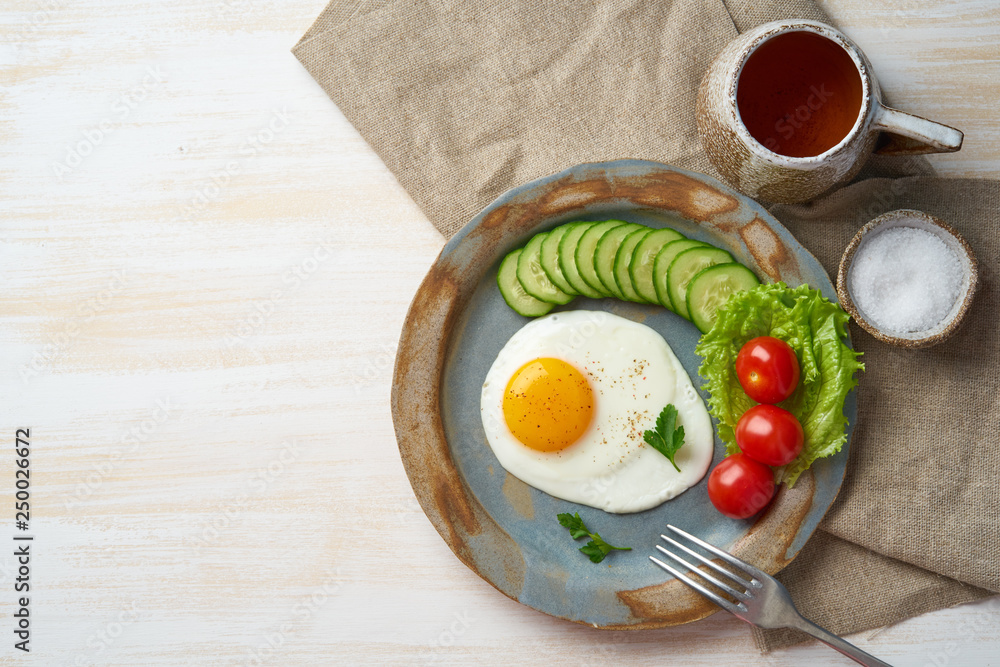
[{"left": 2, "top": 1, "right": 997, "bottom": 664}]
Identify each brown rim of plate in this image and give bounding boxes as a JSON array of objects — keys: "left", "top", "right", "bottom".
[{"left": 836, "top": 209, "right": 978, "bottom": 349}]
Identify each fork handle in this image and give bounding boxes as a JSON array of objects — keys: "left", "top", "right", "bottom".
[{"left": 794, "top": 618, "right": 894, "bottom": 667}]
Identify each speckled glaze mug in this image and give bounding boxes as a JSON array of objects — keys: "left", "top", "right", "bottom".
[{"left": 697, "top": 20, "right": 964, "bottom": 204}]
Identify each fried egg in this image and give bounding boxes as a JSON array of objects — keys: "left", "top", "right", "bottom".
[{"left": 481, "top": 310, "right": 713, "bottom": 513}]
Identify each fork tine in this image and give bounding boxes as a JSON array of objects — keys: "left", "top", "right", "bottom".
[
  {"left": 660, "top": 534, "right": 753, "bottom": 587},
  {"left": 654, "top": 544, "right": 749, "bottom": 600},
  {"left": 667, "top": 525, "right": 767, "bottom": 581},
  {"left": 649, "top": 556, "right": 742, "bottom": 614}
]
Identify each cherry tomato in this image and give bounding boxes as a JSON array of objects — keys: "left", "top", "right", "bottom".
[
  {"left": 735, "top": 404, "right": 804, "bottom": 466},
  {"left": 735, "top": 336, "right": 800, "bottom": 404},
  {"left": 707, "top": 453, "right": 775, "bottom": 519}
]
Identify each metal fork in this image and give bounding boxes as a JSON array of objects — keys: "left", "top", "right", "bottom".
[{"left": 650, "top": 525, "right": 892, "bottom": 667}]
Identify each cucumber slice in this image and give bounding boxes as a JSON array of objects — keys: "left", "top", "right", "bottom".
[
  {"left": 516, "top": 233, "right": 574, "bottom": 305},
  {"left": 497, "top": 249, "right": 554, "bottom": 317},
  {"left": 594, "top": 223, "right": 645, "bottom": 298},
  {"left": 575, "top": 220, "right": 628, "bottom": 296},
  {"left": 652, "top": 239, "right": 710, "bottom": 311},
  {"left": 539, "top": 224, "right": 578, "bottom": 295},
  {"left": 667, "top": 246, "right": 734, "bottom": 319},
  {"left": 614, "top": 228, "right": 653, "bottom": 302},
  {"left": 558, "top": 223, "right": 603, "bottom": 299},
  {"left": 687, "top": 263, "right": 761, "bottom": 333},
  {"left": 629, "top": 228, "right": 686, "bottom": 303}
]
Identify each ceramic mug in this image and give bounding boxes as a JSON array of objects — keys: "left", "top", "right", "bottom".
[{"left": 696, "top": 20, "right": 963, "bottom": 204}]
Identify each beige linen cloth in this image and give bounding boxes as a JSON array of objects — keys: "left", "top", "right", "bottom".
[{"left": 294, "top": 0, "right": 999, "bottom": 651}]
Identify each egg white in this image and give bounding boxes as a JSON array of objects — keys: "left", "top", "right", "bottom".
[{"left": 481, "top": 310, "right": 713, "bottom": 513}]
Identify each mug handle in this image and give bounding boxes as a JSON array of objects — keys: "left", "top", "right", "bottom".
[{"left": 873, "top": 105, "right": 963, "bottom": 155}]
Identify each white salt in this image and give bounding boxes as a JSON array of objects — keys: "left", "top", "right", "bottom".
[{"left": 847, "top": 225, "right": 964, "bottom": 335}]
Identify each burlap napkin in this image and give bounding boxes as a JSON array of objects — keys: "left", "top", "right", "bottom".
[{"left": 294, "top": 0, "right": 999, "bottom": 651}]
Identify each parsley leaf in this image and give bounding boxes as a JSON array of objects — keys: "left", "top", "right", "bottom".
[
  {"left": 643, "top": 404, "right": 686, "bottom": 473},
  {"left": 579, "top": 542, "right": 607, "bottom": 562},
  {"left": 557, "top": 512, "right": 589, "bottom": 540},
  {"left": 557, "top": 512, "right": 631, "bottom": 563},
  {"left": 582, "top": 534, "right": 631, "bottom": 563}
]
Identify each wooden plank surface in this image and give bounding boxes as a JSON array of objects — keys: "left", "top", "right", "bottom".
[{"left": 1, "top": 0, "right": 997, "bottom": 664}]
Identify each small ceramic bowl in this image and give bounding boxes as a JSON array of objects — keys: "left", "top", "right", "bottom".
[{"left": 837, "top": 209, "right": 977, "bottom": 348}]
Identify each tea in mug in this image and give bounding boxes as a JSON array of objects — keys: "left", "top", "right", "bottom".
[{"left": 736, "top": 31, "right": 864, "bottom": 158}]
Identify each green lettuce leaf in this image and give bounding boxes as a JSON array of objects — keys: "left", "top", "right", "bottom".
[{"left": 694, "top": 282, "right": 863, "bottom": 487}]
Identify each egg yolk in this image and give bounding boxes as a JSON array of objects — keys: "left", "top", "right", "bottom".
[{"left": 502, "top": 358, "right": 594, "bottom": 452}]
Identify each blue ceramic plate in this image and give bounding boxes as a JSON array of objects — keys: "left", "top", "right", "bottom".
[{"left": 392, "top": 160, "right": 856, "bottom": 628}]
